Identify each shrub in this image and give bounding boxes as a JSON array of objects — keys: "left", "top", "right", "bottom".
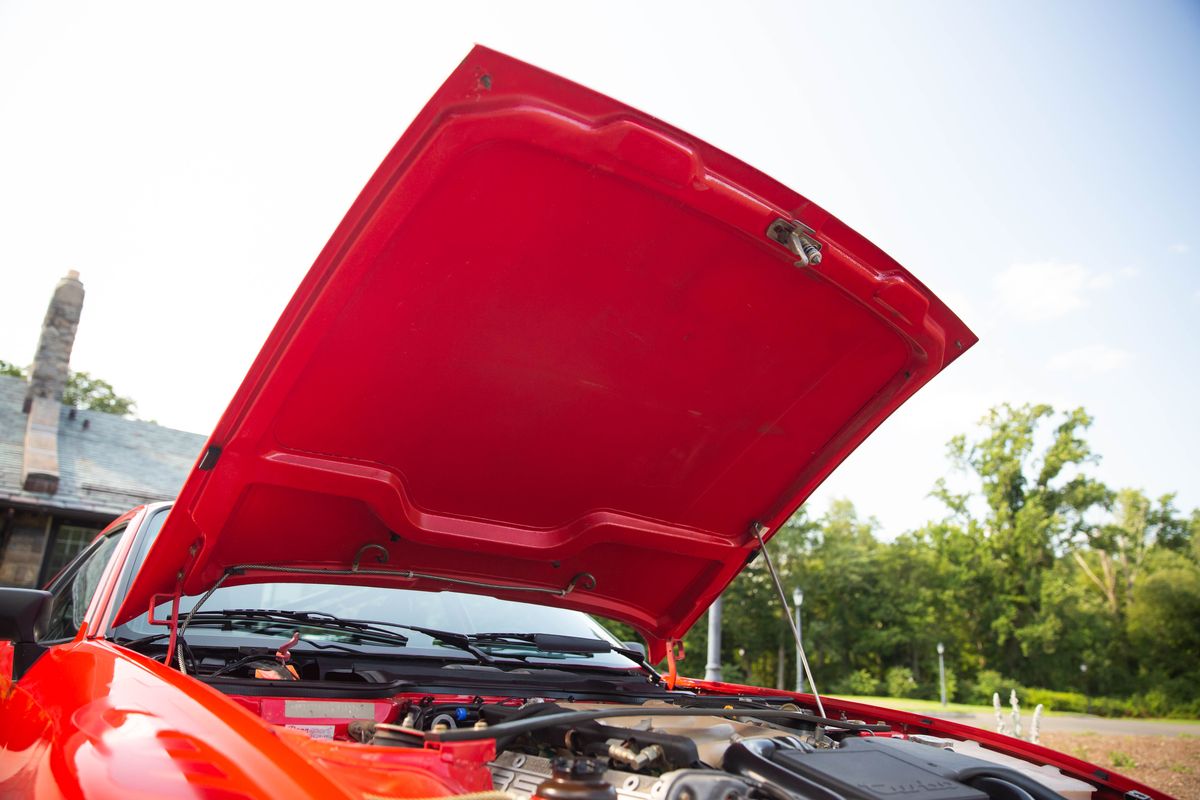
[
  {"left": 1130, "top": 675, "right": 1200, "bottom": 718},
  {"left": 1022, "top": 688, "right": 1088, "bottom": 713},
  {"left": 1166, "top": 697, "right": 1200, "bottom": 719},
  {"left": 1021, "top": 688, "right": 1142, "bottom": 718},
  {"left": 1130, "top": 688, "right": 1172, "bottom": 718},
  {"left": 885, "top": 666, "right": 919, "bottom": 699},
  {"left": 840, "top": 669, "right": 881, "bottom": 696},
  {"left": 1090, "top": 696, "right": 1137, "bottom": 717},
  {"left": 965, "top": 670, "right": 1022, "bottom": 705}
]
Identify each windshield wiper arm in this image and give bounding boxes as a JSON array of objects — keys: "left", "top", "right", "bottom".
[
  {"left": 184, "top": 609, "right": 412, "bottom": 648},
  {"left": 373, "top": 622, "right": 499, "bottom": 665},
  {"left": 209, "top": 610, "right": 505, "bottom": 665},
  {"left": 170, "top": 612, "right": 645, "bottom": 675},
  {"left": 115, "top": 628, "right": 387, "bottom": 658},
  {"left": 467, "top": 632, "right": 662, "bottom": 683}
]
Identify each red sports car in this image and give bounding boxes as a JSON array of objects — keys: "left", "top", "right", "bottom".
[{"left": 0, "top": 47, "right": 1168, "bottom": 800}]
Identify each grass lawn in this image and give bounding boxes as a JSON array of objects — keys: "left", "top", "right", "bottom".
[
  {"left": 827, "top": 694, "right": 1200, "bottom": 725},
  {"left": 826, "top": 694, "right": 998, "bottom": 715}
]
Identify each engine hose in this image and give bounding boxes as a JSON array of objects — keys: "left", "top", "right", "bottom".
[
  {"left": 970, "top": 777, "right": 1036, "bottom": 800},
  {"left": 428, "top": 706, "right": 889, "bottom": 743},
  {"left": 955, "top": 768, "right": 1067, "bottom": 800}
]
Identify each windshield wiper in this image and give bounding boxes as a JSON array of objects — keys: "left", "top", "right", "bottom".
[
  {"left": 153, "top": 609, "right": 654, "bottom": 678},
  {"left": 189, "top": 610, "right": 509, "bottom": 665},
  {"left": 183, "top": 609, "right": 412, "bottom": 649},
  {"left": 466, "top": 632, "right": 662, "bottom": 683}
]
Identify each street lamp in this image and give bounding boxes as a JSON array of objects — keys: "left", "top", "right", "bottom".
[
  {"left": 937, "top": 642, "right": 947, "bottom": 707},
  {"left": 1080, "top": 663, "right": 1089, "bottom": 714},
  {"left": 704, "top": 596, "right": 723, "bottom": 682},
  {"left": 792, "top": 588, "right": 805, "bottom": 693}
]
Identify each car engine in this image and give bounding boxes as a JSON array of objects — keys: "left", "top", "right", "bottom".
[{"left": 341, "top": 700, "right": 1094, "bottom": 800}]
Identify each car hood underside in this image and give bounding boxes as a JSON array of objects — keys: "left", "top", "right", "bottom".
[{"left": 116, "top": 46, "right": 976, "bottom": 657}]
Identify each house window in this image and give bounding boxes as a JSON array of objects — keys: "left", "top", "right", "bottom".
[{"left": 41, "top": 523, "right": 102, "bottom": 584}]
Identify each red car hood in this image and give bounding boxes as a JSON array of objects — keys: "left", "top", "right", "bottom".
[{"left": 118, "top": 47, "right": 975, "bottom": 655}]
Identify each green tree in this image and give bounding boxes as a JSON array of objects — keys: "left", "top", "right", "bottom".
[
  {"left": 649, "top": 401, "right": 1199, "bottom": 715},
  {"left": 838, "top": 668, "right": 881, "bottom": 695},
  {"left": 63, "top": 370, "right": 137, "bottom": 416},
  {"left": 885, "top": 666, "right": 919, "bottom": 698},
  {"left": 3, "top": 358, "right": 137, "bottom": 417},
  {"left": 1144, "top": 493, "right": 1195, "bottom": 554},
  {"left": 665, "top": 508, "right": 820, "bottom": 686},
  {"left": 1126, "top": 549, "right": 1200, "bottom": 699},
  {"left": 0, "top": 360, "right": 27, "bottom": 378},
  {"left": 1060, "top": 488, "right": 1198, "bottom": 696},
  {"left": 791, "top": 500, "right": 885, "bottom": 681},
  {"left": 928, "top": 404, "right": 1109, "bottom": 679}
]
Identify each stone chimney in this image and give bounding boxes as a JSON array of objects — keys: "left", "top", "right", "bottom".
[{"left": 21, "top": 271, "right": 85, "bottom": 494}]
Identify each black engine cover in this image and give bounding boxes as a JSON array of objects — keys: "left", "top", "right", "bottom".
[
  {"left": 772, "top": 745, "right": 987, "bottom": 800},
  {"left": 725, "top": 736, "right": 1066, "bottom": 800}
]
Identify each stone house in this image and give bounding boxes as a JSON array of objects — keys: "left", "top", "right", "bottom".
[{"left": 0, "top": 272, "right": 205, "bottom": 587}]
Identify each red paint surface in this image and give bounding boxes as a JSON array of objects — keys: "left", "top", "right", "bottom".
[
  {"left": 117, "top": 46, "right": 975, "bottom": 658},
  {"left": 0, "top": 640, "right": 12, "bottom": 688},
  {"left": 0, "top": 638, "right": 495, "bottom": 798}
]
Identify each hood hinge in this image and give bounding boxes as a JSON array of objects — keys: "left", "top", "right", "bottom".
[
  {"left": 664, "top": 638, "right": 686, "bottom": 690},
  {"left": 767, "top": 218, "right": 823, "bottom": 267}
]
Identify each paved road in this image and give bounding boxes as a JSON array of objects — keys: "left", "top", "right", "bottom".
[{"left": 934, "top": 710, "right": 1198, "bottom": 737}]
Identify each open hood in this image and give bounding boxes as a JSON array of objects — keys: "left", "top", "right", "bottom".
[{"left": 118, "top": 47, "right": 975, "bottom": 656}]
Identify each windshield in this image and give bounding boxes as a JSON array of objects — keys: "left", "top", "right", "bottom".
[{"left": 116, "top": 582, "right": 637, "bottom": 669}]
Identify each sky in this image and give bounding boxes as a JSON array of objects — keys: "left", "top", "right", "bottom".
[{"left": 1, "top": 1, "right": 1197, "bottom": 538}]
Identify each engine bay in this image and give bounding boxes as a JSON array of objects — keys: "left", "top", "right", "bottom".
[
  {"left": 110, "top": 612, "right": 1100, "bottom": 800},
  {"left": 112, "top": 604, "right": 1098, "bottom": 800},
  {"left": 218, "top": 689, "right": 1096, "bottom": 800}
]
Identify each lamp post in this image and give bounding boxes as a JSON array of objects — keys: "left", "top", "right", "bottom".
[
  {"left": 1080, "top": 663, "right": 1089, "bottom": 714},
  {"left": 792, "top": 588, "right": 805, "bottom": 693},
  {"left": 704, "top": 596, "right": 723, "bottom": 682},
  {"left": 937, "top": 642, "right": 947, "bottom": 707}
]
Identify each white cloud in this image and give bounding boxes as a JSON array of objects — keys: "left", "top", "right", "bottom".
[
  {"left": 1045, "top": 345, "right": 1132, "bottom": 375},
  {"left": 995, "top": 261, "right": 1091, "bottom": 321},
  {"left": 1169, "top": 243, "right": 1190, "bottom": 254},
  {"left": 994, "top": 261, "right": 1132, "bottom": 322}
]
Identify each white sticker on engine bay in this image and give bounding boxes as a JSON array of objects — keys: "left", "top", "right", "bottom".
[
  {"left": 284, "top": 700, "right": 375, "bottom": 718},
  {"left": 286, "top": 724, "right": 336, "bottom": 739}
]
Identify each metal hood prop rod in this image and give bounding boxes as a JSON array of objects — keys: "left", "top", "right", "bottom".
[{"left": 752, "top": 522, "right": 825, "bottom": 719}]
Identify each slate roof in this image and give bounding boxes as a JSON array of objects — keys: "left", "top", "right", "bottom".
[{"left": 0, "top": 374, "right": 206, "bottom": 516}]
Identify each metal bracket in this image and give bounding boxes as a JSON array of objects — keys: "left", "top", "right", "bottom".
[
  {"left": 670, "top": 638, "right": 686, "bottom": 661},
  {"left": 352, "top": 543, "right": 389, "bottom": 571},
  {"left": 147, "top": 592, "right": 176, "bottom": 626},
  {"left": 766, "top": 218, "right": 823, "bottom": 267},
  {"left": 665, "top": 638, "right": 685, "bottom": 690}
]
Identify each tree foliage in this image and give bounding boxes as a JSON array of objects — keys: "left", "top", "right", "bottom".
[
  {"left": 1, "top": 358, "right": 137, "bottom": 417},
  {"left": 0, "top": 360, "right": 26, "bottom": 378},
  {"left": 63, "top": 371, "right": 137, "bottom": 416},
  {"left": 670, "top": 403, "right": 1198, "bottom": 717}
]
